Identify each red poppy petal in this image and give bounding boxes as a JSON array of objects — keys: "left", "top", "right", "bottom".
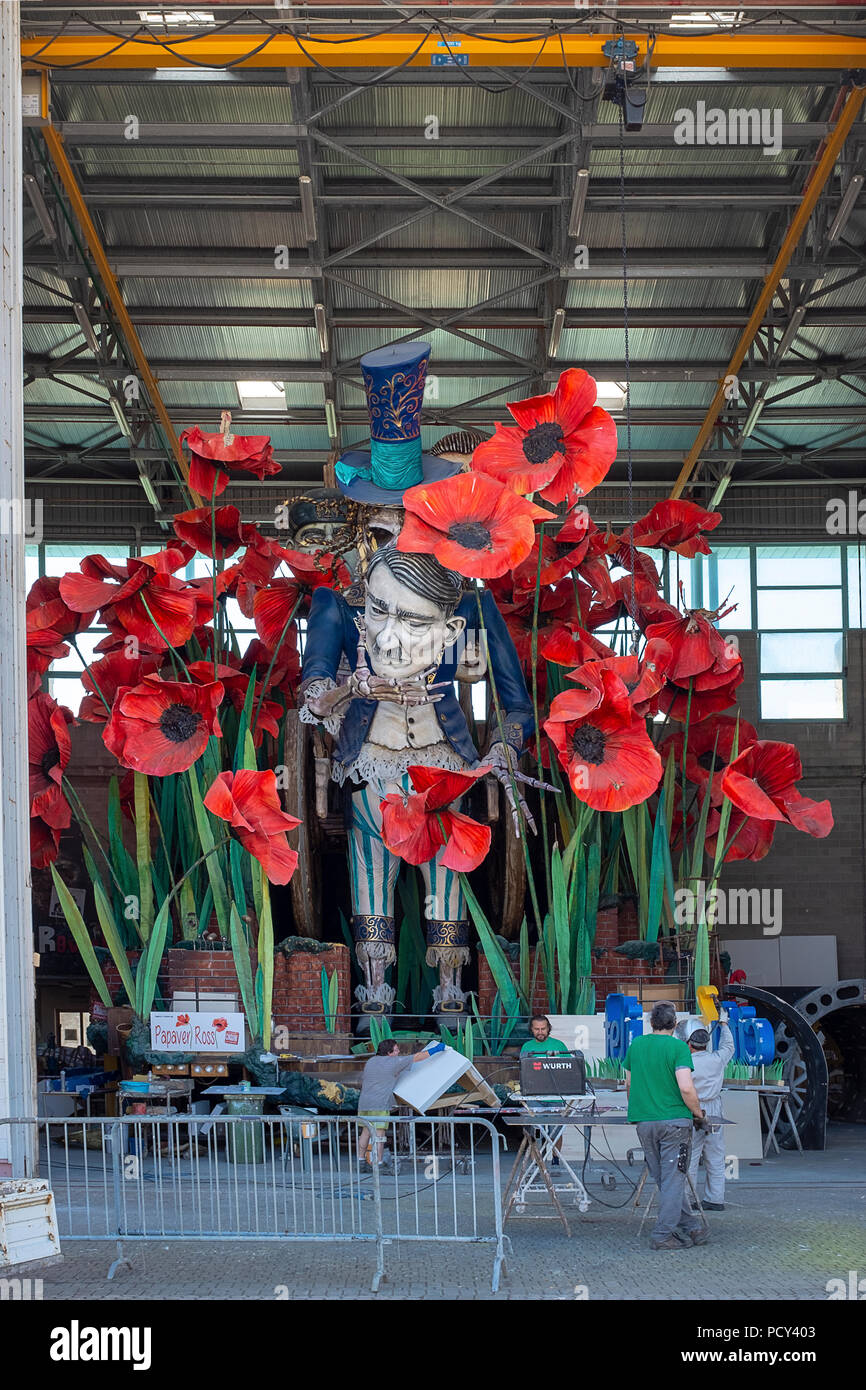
[
  {"left": 238, "top": 829, "right": 298, "bottom": 885},
  {"left": 407, "top": 764, "right": 488, "bottom": 807},
  {"left": 380, "top": 793, "right": 444, "bottom": 865},
  {"left": 472, "top": 425, "right": 563, "bottom": 494},
  {"left": 439, "top": 810, "right": 492, "bottom": 871},
  {"left": 552, "top": 368, "right": 599, "bottom": 434},
  {"left": 773, "top": 787, "right": 834, "bottom": 838}
]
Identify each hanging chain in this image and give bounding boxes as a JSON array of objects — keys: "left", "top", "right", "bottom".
[{"left": 618, "top": 103, "right": 638, "bottom": 655}]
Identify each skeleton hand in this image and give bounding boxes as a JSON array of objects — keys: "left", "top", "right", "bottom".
[
  {"left": 486, "top": 743, "right": 562, "bottom": 839},
  {"left": 350, "top": 615, "right": 447, "bottom": 706}
]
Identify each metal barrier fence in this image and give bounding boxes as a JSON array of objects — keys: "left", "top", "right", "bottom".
[{"left": 0, "top": 1114, "right": 508, "bottom": 1293}]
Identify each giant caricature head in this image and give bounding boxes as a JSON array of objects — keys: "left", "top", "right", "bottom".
[{"left": 364, "top": 544, "right": 466, "bottom": 680}]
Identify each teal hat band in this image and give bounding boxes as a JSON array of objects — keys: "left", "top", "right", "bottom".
[{"left": 369, "top": 437, "right": 423, "bottom": 492}]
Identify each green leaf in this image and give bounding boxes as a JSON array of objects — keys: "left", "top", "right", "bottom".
[
  {"left": 135, "top": 896, "right": 172, "bottom": 1020},
  {"left": 519, "top": 915, "right": 529, "bottom": 1002},
  {"left": 469, "top": 993, "right": 492, "bottom": 1056},
  {"left": 187, "top": 765, "right": 231, "bottom": 938},
  {"left": 711, "top": 717, "right": 740, "bottom": 882},
  {"left": 84, "top": 848, "right": 136, "bottom": 1006},
  {"left": 646, "top": 785, "right": 668, "bottom": 944},
  {"left": 551, "top": 844, "right": 571, "bottom": 1014},
  {"left": 257, "top": 865, "right": 274, "bottom": 1047},
  {"left": 461, "top": 873, "right": 524, "bottom": 1014},
  {"left": 229, "top": 839, "right": 248, "bottom": 925},
  {"left": 230, "top": 904, "right": 258, "bottom": 1034},
  {"left": 50, "top": 866, "right": 112, "bottom": 1008},
  {"left": 179, "top": 877, "right": 198, "bottom": 940},
  {"left": 328, "top": 967, "right": 339, "bottom": 1031},
  {"left": 197, "top": 883, "right": 214, "bottom": 937},
  {"left": 133, "top": 773, "right": 155, "bottom": 942}
]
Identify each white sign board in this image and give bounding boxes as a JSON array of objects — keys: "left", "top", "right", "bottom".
[{"left": 150, "top": 1011, "right": 245, "bottom": 1054}]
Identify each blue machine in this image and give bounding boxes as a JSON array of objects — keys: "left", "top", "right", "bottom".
[
  {"left": 716, "top": 1001, "right": 775, "bottom": 1065},
  {"left": 605, "top": 993, "right": 643, "bottom": 1059}
]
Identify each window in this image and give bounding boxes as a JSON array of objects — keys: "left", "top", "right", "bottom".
[
  {"left": 41, "top": 544, "right": 130, "bottom": 715},
  {"left": 755, "top": 545, "right": 845, "bottom": 721}
]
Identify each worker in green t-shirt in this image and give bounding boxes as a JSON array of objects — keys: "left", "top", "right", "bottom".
[
  {"left": 520, "top": 1015, "right": 571, "bottom": 1059},
  {"left": 520, "top": 1015, "right": 572, "bottom": 1162},
  {"left": 624, "top": 1000, "right": 711, "bottom": 1251}
]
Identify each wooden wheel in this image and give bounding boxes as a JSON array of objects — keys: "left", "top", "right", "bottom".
[{"left": 282, "top": 709, "right": 323, "bottom": 939}]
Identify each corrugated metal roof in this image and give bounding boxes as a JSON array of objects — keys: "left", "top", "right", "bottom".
[
  {"left": 75, "top": 145, "right": 300, "bottom": 178},
  {"left": 329, "top": 267, "right": 545, "bottom": 311},
  {"left": 336, "top": 326, "right": 536, "bottom": 363},
  {"left": 120, "top": 277, "right": 315, "bottom": 310},
  {"left": 56, "top": 82, "right": 296, "bottom": 125},
  {"left": 327, "top": 206, "right": 547, "bottom": 252},
  {"left": 136, "top": 323, "right": 318, "bottom": 361},
  {"left": 98, "top": 206, "right": 308, "bottom": 250},
  {"left": 316, "top": 145, "right": 556, "bottom": 180},
  {"left": 316, "top": 82, "right": 562, "bottom": 131}
]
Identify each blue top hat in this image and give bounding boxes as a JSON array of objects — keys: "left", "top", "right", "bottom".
[{"left": 335, "top": 341, "right": 462, "bottom": 505}]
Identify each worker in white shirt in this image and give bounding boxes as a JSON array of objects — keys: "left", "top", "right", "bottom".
[{"left": 686, "top": 1020, "right": 735, "bottom": 1210}]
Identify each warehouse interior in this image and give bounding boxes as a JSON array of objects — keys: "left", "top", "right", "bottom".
[{"left": 3, "top": 1, "right": 866, "bottom": 1304}]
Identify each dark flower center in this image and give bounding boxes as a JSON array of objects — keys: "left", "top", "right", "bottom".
[
  {"left": 159, "top": 703, "right": 202, "bottom": 745},
  {"left": 41, "top": 748, "right": 60, "bottom": 778},
  {"left": 572, "top": 723, "right": 606, "bottom": 765},
  {"left": 522, "top": 421, "right": 566, "bottom": 465},
  {"left": 697, "top": 750, "right": 722, "bottom": 773},
  {"left": 448, "top": 520, "right": 492, "bottom": 551}
]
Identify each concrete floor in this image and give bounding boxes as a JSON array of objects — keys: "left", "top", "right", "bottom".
[{"left": 29, "top": 1122, "right": 866, "bottom": 1301}]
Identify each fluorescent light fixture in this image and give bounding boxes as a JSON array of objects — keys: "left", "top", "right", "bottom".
[
  {"left": 828, "top": 173, "right": 864, "bottom": 243},
  {"left": 774, "top": 303, "right": 806, "bottom": 359},
  {"left": 547, "top": 307, "right": 565, "bottom": 359},
  {"left": 741, "top": 398, "right": 763, "bottom": 440},
  {"left": 73, "top": 302, "right": 100, "bottom": 356},
  {"left": 23, "top": 173, "right": 57, "bottom": 242},
  {"left": 568, "top": 168, "right": 589, "bottom": 239},
  {"left": 314, "top": 302, "right": 329, "bottom": 355},
  {"left": 324, "top": 397, "right": 338, "bottom": 442},
  {"left": 299, "top": 175, "right": 317, "bottom": 243},
  {"left": 595, "top": 381, "right": 627, "bottom": 410},
  {"left": 139, "top": 11, "right": 215, "bottom": 24},
  {"left": 709, "top": 469, "right": 734, "bottom": 508},
  {"left": 138, "top": 471, "right": 161, "bottom": 510},
  {"left": 236, "top": 380, "right": 286, "bottom": 413},
  {"left": 109, "top": 396, "right": 133, "bottom": 439}
]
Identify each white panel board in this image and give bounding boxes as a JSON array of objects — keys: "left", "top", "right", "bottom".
[
  {"left": 393, "top": 1047, "right": 475, "bottom": 1112},
  {"left": 779, "top": 935, "right": 838, "bottom": 987},
  {"left": 560, "top": 1086, "right": 762, "bottom": 1163},
  {"left": 719, "top": 938, "right": 781, "bottom": 987}
]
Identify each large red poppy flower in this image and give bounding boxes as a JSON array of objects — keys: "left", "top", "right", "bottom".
[
  {"left": 544, "top": 668, "right": 662, "bottom": 812},
  {"left": 28, "top": 692, "right": 73, "bottom": 828},
  {"left": 720, "top": 741, "right": 833, "bottom": 839},
  {"left": 172, "top": 505, "right": 252, "bottom": 559},
  {"left": 540, "top": 623, "right": 615, "bottom": 668},
  {"left": 79, "top": 650, "right": 162, "bottom": 724},
  {"left": 26, "top": 615, "right": 69, "bottom": 691},
  {"left": 586, "top": 574, "right": 675, "bottom": 633},
  {"left": 60, "top": 549, "right": 201, "bottom": 655},
  {"left": 180, "top": 426, "right": 279, "bottom": 500},
  {"left": 564, "top": 638, "right": 673, "bottom": 719},
  {"left": 472, "top": 369, "right": 618, "bottom": 504},
  {"left": 27, "top": 575, "right": 95, "bottom": 636},
  {"left": 253, "top": 578, "right": 302, "bottom": 651},
  {"left": 242, "top": 635, "right": 300, "bottom": 697},
  {"left": 659, "top": 714, "right": 758, "bottom": 806},
  {"left": 624, "top": 499, "right": 722, "bottom": 558},
  {"left": 103, "top": 675, "right": 224, "bottom": 775},
  {"left": 646, "top": 607, "right": 742, "bottom": 693},
  {"left": 706, "top": 806, "right": 776, "bottom": 863},
  {"left": 203, "top": 769, "right": 300, "bottom": 884},
  {"left": 398, "top": 472, "right": 551, "bottom": 580},
  {"left": 31, "top": 814, "right": 63, "bottom": 869},
  {"left": 380, "top": 765, "right": 492, "bottom": 872},
  {"left": 273, "top": 545, "right": 352, "bottom": 593}
]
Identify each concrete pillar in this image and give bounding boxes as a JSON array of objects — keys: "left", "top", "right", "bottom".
[{"left": 0, "top": 1, "right": 37, "bottom": 1173}]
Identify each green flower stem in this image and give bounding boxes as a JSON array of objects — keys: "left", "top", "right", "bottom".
[
  {"left": 472, "top": 585, "right": 543, "bottom": 936},
  {"left": 62, "top": 776, "right": 123, "bottom": 897},
  {"left": 140, "top": 595, "right": 192, "bottom": 680},
  {"left": 68, "top": 636, "right": 111, "bottom": 715},
  {"left": 210, "top": 491, "right": 219, "bottom": 683}
]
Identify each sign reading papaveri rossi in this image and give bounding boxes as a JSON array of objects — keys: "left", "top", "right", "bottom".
[{"left": 150, "top": 1012, "right": 246, "bottom": 1053}]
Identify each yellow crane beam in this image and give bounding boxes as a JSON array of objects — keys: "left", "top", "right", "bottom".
[
  {"left": 670, "top": 82, "right": 866, "bottom": 500},
  {"left": 41, "top": 124, "right": 198, "bottom": 502},
  {"left": 22, "top": 31, "right": 866, "bottom": 71}
]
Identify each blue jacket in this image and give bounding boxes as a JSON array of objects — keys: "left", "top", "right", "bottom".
[{"left": 301, "top": 586, "right": 534, "bottom": 783}]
